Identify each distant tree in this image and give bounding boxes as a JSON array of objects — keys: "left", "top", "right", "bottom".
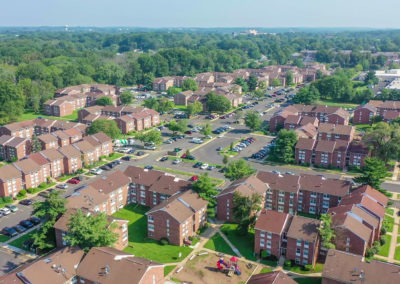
[
  {"left": 225, "top": 159, "right": 256, "bottom": 181},
  {"left": 186, "top": 101, "right": 203, "bottom": 117},
  {"left": 258, "top": 80, "right": 267, "bottom": 90},
  {"left": 200, "top": 122, "right": 212, "bottom": 136},
  {"left": 354, "top": 157, "right": 389, "bottom": 191},
  {"left": 135, "top": 130, "right": 163, "bottom": 145},
  {"left": 253, "top": 88, "right": 265, "bottom": 99},
  {"left": 293, "top": 85, "right": 320, "bottom": 104},
  {"left": 31, "top": 134, "right": 42, "bottom": 153},
  {"left": 364, "top": 70, "right": 379, "bottom": 86},
  {"left": 285, "top": 71, "right": 294, "bottom": 86},
  {"left": 182, "top": 78, "right": 198, "bottom": 91},
  {"left": 87, "top": 119, "right": 121, "bottom": 139},
  {"left": 234, "top": 110, "right": 243, "bottom": 122},
  {"left": 272, "top": 78, "right": 281, "bottom": 87},
  {"left": 119, "top": 91, "right": 134, "bottom": 105},
  {"left": 157, "top": 97, "right": 175, "bottom": 113},
  {"left": 0, "top": 80, "right": 25, "bottom": 125},
  {"left": 168, "top": 119, "right": 188, "bottom": 134},
  {"left": 272, "top": 129, "right": 298, "bottom": 164},
  {"left": 167, "top": 87, "right": 181, "bottom": 96},
  {"left": 143, "top": 97, "right": 159, "bottom": 110},
  {"left": 222, "top": 155, "right": 229, "bottom": 165},
  {"left": 206, "top": 92, "right": 231, "bottom": 113},
  {"left": 95, "top": 96, "right": 114, "bottom": 106},
  {"left": 247, "top": 75, "right": 258, "bottom": 91},
  {"left": 244, "top": 110, "right": 262, "bottom": 131},
  {"left": 235, "top": 78, "right": 249, "bottom": 93},
  {"left": 192, "top": 173, "right": 218, "bottom": 204},
  {"left": 318, "top": 214, "right": 335, "bottom": 249},
  {"left": 65, "top": 210, "right": 118, "bottom": 252},
  {"left": 233, "top": 191, "right": 263, "bottom": 234}
]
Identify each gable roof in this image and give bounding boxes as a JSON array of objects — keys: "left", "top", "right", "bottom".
[
  {"left": 331, "top": 213, "right": 372, "bottom": 242},
  {"left": 295, "top": 138, "right": 316, "bottom": 150},
  {"left": 38, "top": 133, "right": 58, "bottom": 144},
  {"left": 247, "top": 271, "right": 297, "bottom": 284},
  {"left": 58, "top": 144, "right": 81, "bottom": 158},
  {"left": 40, "top": 149, "right": 64, "bottom": 162},
  {"left": 13, "top": 158, "right": 41, "bottom": 174},
  {"left": 148, "top": 175, "right": 191, "bottom": 195},
  {"left": 89, "top": 170, "right": 130, "bottom": 195},
  {"left": 254, "top": 210, "right": 289, "bottom": 235},
  {"left": 256, "top": 171, "right": 300, "bottom": 193},
  {"left": 352, "top": 185, "right": 388, "bottom": 207},
  {"left": 299, "top": 174, "right": 351, "bottom": 197},
  {"left": 218, "top": 175, "right": 267, "bottom": 198},
  {"left": 0, "top": 164, "right": 22, "bottom": 181},
  {"left": 318, "top": 123, "right": 354, "bottom": 136},
  {"left": 286, "top": 215, "right": 320, "bottom": 242}
]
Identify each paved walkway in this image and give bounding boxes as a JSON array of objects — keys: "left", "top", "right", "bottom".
[
  {"left": 388, "top": 207, "right": 400, "bottom": 262},
  {"left": 392, "top": 162, "right": 400, "bottom": 181}
]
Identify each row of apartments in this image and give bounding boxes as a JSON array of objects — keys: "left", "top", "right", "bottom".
[
  {"left": 354, "top": 99, "right": 400, "bottom": 124},
  {"left": 44, "top": 84, "right": 119, "bottom": 117},
  {"left": 0, "top": 246, "right": 164, "bottom": 284},
  {"left": 0, "top": 132, "right": 112, "bottom": 197},
  {"left": 78, "top": 106, "right": 160, "bottom": 134}
]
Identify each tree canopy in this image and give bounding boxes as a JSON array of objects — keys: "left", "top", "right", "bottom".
[
  {"left": 186, "top": 101, "right": 203, "bottom": 117},
  {"left": 87, "top": 119, "right": 121, "bottom": 139},
  {"left": 119, "top": 90, "right": 134, "bottom": 105},
  {"left": 182, "top": 78, "right": 198, "bottom": 91},
  {"left": 205, "top": 92, "right": 231, "bottom": 113},
  {"left": 244, "top": 110, "right": 262, "bottom": 131},
  {"left": 271, "top": 129, "right": 298, "bottom": 164},
  {"left": 168, "top": 119, "right": 188, "bottom": 133},
  {"left": 225, "top": 159, "right": 256, "bottom": 181},
  {"left": 192, "top": 173, "right": 218, "bottom": 205},
  {"left": 135, "top": 129, "right": 163, "bottom": 145},
  {"left": 95, "top": 96, "right": 114, "bottom": 106},
  {"left": 354, "top": 157, "right": 389, "bottom": 191}
]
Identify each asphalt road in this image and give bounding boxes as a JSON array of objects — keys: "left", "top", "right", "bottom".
[{"left": 0, "top": 247, "right": 31, "bottom": 276}]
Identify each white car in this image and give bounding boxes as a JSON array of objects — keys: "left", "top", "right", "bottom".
[
  {"left": 1, "top": 208, "right": 11, "bottom": 215},
  {"left": 90, "top": 168, "right": 103, "bottom": 175},
  {"left": 173, "top": 159, "right": 182, "bottom": 164},
  {"left": 200, "top": 163, "right": 209, "bottom": 170}
]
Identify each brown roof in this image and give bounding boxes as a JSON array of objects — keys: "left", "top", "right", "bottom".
[
  {"left": 89, "top": 170, "right": 130, "bottom": 195},
  {"left": 58, "top": 144, "right": 81, "bottom": 158},
  {"left": 287, "top": 215, "right": 320, "bottom": 242},
  {"left": 285, "top": 115, "right": 302, "bottom": 125},
  {"left": 38, "top": 133, "right": 58, "bottom": 144},
  {"left": 40, "top": 149, "right": 64, "bottom": 162},
  {"left": 0, "top": 136, "right": 27, "bottom": 148},
  {"left": 91, "top": 132, "right": 112, "bottom": 144},
  {"left": 328, "top": 205, "right": 379, "bottom": 229},
  {"left": 148, "top": 175, "right": 191, "bottom": 195},
  {"left": 352, "top": 185, "right": 388, "bottom": 207},
  {"left": 300, "top": 116, "right": 319, "bottom": 126},
  {"left": 254, "top": 210, "right": 289, "bottom": 234},
  {"left": 0, "top": 164, "right": 22, "bottom": 181},
  {"left": 218, "top": 175, "right": 267, "bottom": 198},
  {"left": 295, "top": 138, "right": 316, "bottom": 150},
  {"left": 299, "top": 174, "right": 351, "bottom": 197},
  {"left": 315, "top": 140, "right": 336, "bottom": 153},
  {"left": 0, "top": 247, "right": 85, "bottom": 284},
  {"left": 63, "top": 127, "right": 82, "bottom": 138},
  {"left": 1, "top": 120, "right": 35, "bottom": 131},
  {"left": 247, "top": 271, "right": 297, "bottom": 284},
  {"left": 340, "top": 192, "right": 385, "bottom": 219},
  {"left": 322, "top": 249, "right": 400, "bottom": 284},
  {"left": 73, "top": 140, "right": 95, "bottom": 153},
  {"left": 256, "top": 171, "right": 300, "bottom": 193},
  {"left": 295, "top": 123, "right": 318, "bottom": 139},
  {"left": 52, "top": 130, "right": 70, "bottom": 140},
  {"left": 318, "top": 123, "right": 354, "bottom": 136},
  {"left": 123, "top": 166, "right": 165, "bottom": 187},
  {"left": 349, "top": 142, "right": 369, "bottom": 154},
  {"left": 76, "top": 247, "right": 163, "bottom": 284},
  {"left": 66, "top": 186, "right": 109, "bottom": 211},
  {"left": 13, "top": 158, "right": 41, "bottom": 174},
  {"left": 148, "top": 190, "right": 207, "bottom": 223},
  {"left": 28, "top": 152, "right": 50, "bottom": 166}
]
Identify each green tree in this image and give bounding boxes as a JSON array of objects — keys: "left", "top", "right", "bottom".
[
  {"left": 65, "top": 210, "right": 118, "bottom": 252},
  {"left": 318, "top": 214, "right": 335, "bottom": 249},
  {"left": 135, "top": 129, "right": 163, "bottom": 145},
  {"left": 167, "top": 87, "right": 181, "bottom": 96},
  {"left": 186, "top": 101, "right": 203, "bottom": 117},
  {"left": 0, "top": 80, "right": 25, "bottom": 124},
  {"left": 32, "top": 190, "right": 66, "bottom": 249},
  {"left": 244, "top": 110, "right": 262, "bottom": 131},
  {"left": 222, "top": 155, "right": 229, "bottom": 165},
  {"left": 285, "top": 71, "right": 293, "bottom": 86},
  {"left": 354, "top": 157, "right": 389, "bottom": 191},
  {"left": 258, "top": 80, "right": 267, "bottom": 90},
  {"left": 206, "top": 92, "right": 231, "bottom": 114},
  {"left": 87, "top": 119, "right": 121, "bottom": 139},
  {"left": 235, "top": 77, "right": 249, "bottom": 93},
  {"left": 225, "top": 159, "right": 256, "bottom": 181},
  {"left": 168, "top": 119, "right": 188, "bottom": 134},
  {"left": 31, "top": 134, "right": 42, "bottom": 153},
  {"left": 182, "top": 78, "right": 198, "bottom": 91},
  {"left": 233, "top": 191, "right": 263, "bottom": 234},
  {"left": 247, "top": 75, "right": 258, "bottom": 91},
  {"left": 272, "top": 129, "right": 298, "bottom": 163},
  {"left": 119, "top": 91, "right": 134, "bottom": 105},
  {"left": 364, "top": 70, "right": 379, "bottom": 86},
  {"left": 200, "top": 122, "right": 212, "bottom": 136},
  {"left": 272, "top": 78, "right": 281, "bottom": 87},
  {"left": 192, "top": 173, "right": 218, "bottom": 204},
  {"left": 96, "top": 96, "right": 114, "bottom": 106},
  {"left": 143, "top": 97, "right": 159, "bottom": 110},
  {"left": 293, "top": 85, "right": 320, "bottom": 104},
  {"left": 157, "top": 97, "right": 175, "bottom": 113},
  {"left": 234, "top": 110, "right": 243, "bottom": 122}
]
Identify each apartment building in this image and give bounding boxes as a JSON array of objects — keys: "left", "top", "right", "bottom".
[
  {"left": 0, "top": 120, "right": 35, "bottom": 139},
  {"left": 317, "top": 123, "right": 355, "bottom": 142},
  {"left": 354, "top": 100, "right": 400, "bottom": 124},
  {"left": 57, "top": 144, "right": 83, "bottom": 174},
  {"left": 254, "top": 210, "right": 320, "bottom": 266},
  {"left": 284, "top": 115, "right": 319, "bottom": 131},
  {"left": 256, "top": 171, "right": 351, "bottom": 215},
  {"left": 314, "top": 140, "right": 349, "bottom": 169},
  {"left": 39, "top": 149, "right": 65, "bottom": 178},
  {"left": 146, "top": 190, "right": 208, "bottom": 246},
  {"left": 73, "top": 140, "right": 100, "bottom": 165},
  {"left": 217, "top": 175, "right": 267, "bottom": 222},
  {"left": 83, "top": 132, "right": 113, "bottom": 157},
  {"left": 38, "top": 133, "right": 59, "bottom": 150},
  {"left": 52, "top": 130, "right": 71, "bottom": 147},
  {"left": 153, "top": 76, "right": 187, "bottom": 91},
  {"left": 0, "top": 135, "right": 30, "bottom": 161},
  {"left": 13, "top": 158, "right": 49, "bottom": 189},
  {"left": 0, "top": 164, "right": 23, "bottom": 198},
  {"left": 78, "top": 105, "right": 104, "bottom": 122}
]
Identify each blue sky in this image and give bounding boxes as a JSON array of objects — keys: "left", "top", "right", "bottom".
[{"left": 0, "top": 0, "right": 399, "bottom": 28}]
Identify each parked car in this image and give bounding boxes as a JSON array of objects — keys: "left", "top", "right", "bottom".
[
  {"left": 144, "top": 165, "right": 154, "bottom": 170},
  {"left": 173, "top": 158, "right": 182, "bottom": 164},
  {"left": 1, "top": 208, "right": 11, "bottom": 215},
  {"left": 30, "top": 217, "right": 41, "bottom": 225},
  {"left": 19, "top": 199, "right": 33, "bottom": 206},
  {"left": 90, "top": 168, "right": 103, "bottom": 175},
  {"left": 136, "top": 151, "right": 145, "bottom": 156},
  {"left": 190, "top": 176, "right": 199, "bottom": 181},
  {"left": 2, "top": 227, "right": 18, "bottom": 237},
  {"left": 193, "top": 162, "right": 202, "bottom": 168},
  {"left": 160, "top": 156, "right": 168, "bottom": 162},
  {"left": 185, "top": 130, "right": 193, "bottom": 134},
  {"left": 20, "top": 220, "right": 34, "bottom": 229},
  {"left": 217, "top": 146, "right": 223, "bottom": 151},
  {"left": 38, "top": 191, "right": 49, "bottom": 198},
  {"left": 200, "top": 163, "right": 209, "bottom": 170},
  {"left": 14, "top": 225, "right": 27, "bottom": 233},
  {"left": 56, "top": 183, "right": 68, "bottom": 189},
  {"left": 6, "top": 204, "right": 18, "bottom": 212},
  {"left": 100, "top": 165, "right": 111, "bottom": 171},
  {"left": 67, "top": 178, "right": 80, "bottom": 184},
  {"left": 207, "top": 165, "right": 216, "bottom": 170},
  {"left": 121, "top": 156, "right": 131, "bottom": 161}
]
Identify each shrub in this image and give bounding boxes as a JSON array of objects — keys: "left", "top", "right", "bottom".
[
  {"left": 76, "top": 168, "right": 84, "bottom": 174},
  {"left": 261, "top": 250, "right": 269, "bottom": 259},
  {"left": 380, "top": 237, "right": 386, "bottom": 246},
  {"left": 38, "top": 182, "right": 47, "bottom": 189},
  {"left": 265, "top": 255, "right": 278, "bottom": 261},
  {"left": 284, "top": 260, "right": 292, "bottom": 267},
  {"left": 159, "top": 238, "right": 169, "bottom": 246},
  {"left": 188, "top": 236, "right": 193, "bottom": 241},
  {"left": 2, "top": 197, "right": 13, "bottom": 203},
  {"left": 27, "top": 188, "right": 35, "bottom": 194},
  {"left": 17, "top": 189, "right": 27, "bottom": 197},
  {"left": 303, "top": 264, "right": 313, "bottom": 271}
]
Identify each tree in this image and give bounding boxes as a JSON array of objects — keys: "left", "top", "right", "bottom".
[
  {"left": 32, "top": 191, "right": 66, "bottom": 250},
  {"left": 168, "top": 119, "right": 188, "bottom": 133},
  {"left": 293, "top": 85, "right": 320, "bottom": 104},
  {"left": 318, "top": 214, "right": 335, "bottom": 249},
  {"left": 0, "top": 80, "right": 25, "bottom": 124},
  {"left": 233, "top": 191, "right": 263, "bottom": 234},
  {"left": 167, "top": 87, "right": 181, "bottom": 96},
  {"left": 186, "top": 101, "right": 203, "bottom": 117},
  {"left": 222, "top": 155, "right": 229, "bottom": 165},
  {"left": 225, "top": 159, "right": 256, "bottom": 181},
  {"left": 182, "top": 78, "right": 198, "bottom": 91},
  {"left": 234, "top": 110, "right": 243, "bottom": 122},
  {"left": 157, "top": 97, "right": 175, "bottom": 113},
  {"left": 258, "top": 80, "right": 267, "bottom": 90},
  {"left": 96, "top": 96, "right": 114, "bottom": 106},
  {"left": 253, "top": 88, "right": 265, "bottom": 99},
  {"left": 285, "top": 71, "right": 293, "bottom": 86},
  {"left": 192, "top": 173, "right": 218, "bottom": 204},
  {"left": 364, "top": 70, "right": 379, "bottom": 86},
  {"left": 272, "top": 78, "right": 281, "bottom": 87},
  {"left": 247, "top": 75, "right": 258, "bottom": 91},
  {"left": 206, "top": 92, "right": 231, "bottom": 114},
  {"left": 135, "top": 130, "right": 163, "bottom": 145},
  {"left": 354, "top": 157, "right": 389, "bottom": 191},
  {"left": 244, "top": 110, "right": 262, "bottom": 131},
  {"left": 31, "top": 134, "right": 42, "bottom": 153},
  {"left": 87, "top": 119, "right": 121, "bottom": 139},
  {"left": 65, "top": 210, "right": 118, "bottom": 252},
  {"left": 143, "top": 97, "right": 159, "bottom": 110},
  {"left": 119, "top": 90, "right": 134, "bottom": 105},
  {"left": 272, "top": 129, "right": 298, "bottom": 163},
  {"left": 200, "top": 122, "right": 212, "bottom": 136},
  {"left": 235, "top": 77, "right": 249, "bottom": 93}
]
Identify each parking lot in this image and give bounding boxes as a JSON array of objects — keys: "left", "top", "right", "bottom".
[{"left": 0, "top": 248, "right": 30, "bottom": 276}]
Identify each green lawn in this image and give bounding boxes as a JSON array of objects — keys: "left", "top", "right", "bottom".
[
  {"left": 58, "top": 173, "right": 78, "bottom": 182},
  {"left": 104, "top": 153, "right": 124, "bottom": 161},
  {"left": 384, "top": 215, "right": 395, "bottom": 233},
  {"left": 285, "top": 263, "right": 324, "bottom": 275},
  {"left": 19, "top": 110, "right": 79, "bottom": 122},
  {"left": 377, "top": 235, "right": 392, "bottom": 257},
  {"left": 220, "top": 223, "right": 256, "bottom": 261},
  {"left": 294, "top": 277, "right": 322, "bottom": 284},
  {"left": 204, "top": 233, "right": 237, "bottom": 256},
  {"left": 0, "top": 234, "right": 10, "bottom": 242},
  {"left": 386, "top": 208, "right": 395, "bottom": 216},
  {"left": 9, "top": 230, "right": 38, "bottom": 250},
  {"left": 395, "top": 246, "right": 400, "bottom": 261},
  {"left": 355, "top": 124, "right": 372, "bottom": 132},
  {"left": 315, "top": 100, "right": 358, "bottom": 109},
  {"left": 297, "top": 212, "right": 319, "bottom": 219},
  {"left": 397, "top": 236, "right": 400, "bottom": 244},
  {"left": 112, "top": 204, "right": 192, "bottom": 263},
  {"left": 164, "top": 265, "right": 177, "bottom": 276},
  {"left": 259, "top": 267, "right": 273, "bottom": 274}
]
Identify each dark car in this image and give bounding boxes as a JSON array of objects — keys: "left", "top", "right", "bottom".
[
  {"left": 13, "top": 225, "right": 27, "bottom": 233},
  {"left": 30, "top": 217, "right": 41, "bottom": 225},
  {"left": 160, "top": 156, "right": 168, "bottom": 162},
  {"left": 121, "top": 156, "right": 131, "bottom": 161},
  {"left": 128, "top": 149, "right": 135, "bottom": 154},
  {"left": 74, "top": 185, "right": 88, "bottom": 192},
  {"left": 100, "top": 165, "right": 111, "bottom": 170},
  {"left": 20, "top": 220, "right": 34, "bottom": 229},
  {"left": 187, "top": 155, "right": 196, "bottom": 160},
  {"left": 38, "top": 191, "right": 49, "bottom": 198},
  {"left": 193, "top": 162, "right": 202, "bottom": 168},
  {"left": 144, "top": 165, "right": 154, "bottom": 170},
  {"left": 136, "top": 151, "right": 145, "bottom": 156},
  {"left": 2, "top": 227, "right": 18, "bottom": 237},
  {"left": 19, "top": 199, "right": 33, "bottom": 206},
  {"left": 184, "top": 130, "right": 192, "bottom": 134},
  {"left": 107, "top": 162, "right": 116, "bottom": 169}
]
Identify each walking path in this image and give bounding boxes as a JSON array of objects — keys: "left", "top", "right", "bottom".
[
  {"left": 388, "top": 207, "right": 400, "bottom": 262},
  {"left": 392, "top": 162, "right": 400, "bottom": 181}
]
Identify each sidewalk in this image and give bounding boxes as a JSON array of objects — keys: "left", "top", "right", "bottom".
[
  {"left": 387, "top": 207, "right": 400, "bottom": 262},
  {"left": 392, "top": 161, "right": 400, "bottom": 181}
]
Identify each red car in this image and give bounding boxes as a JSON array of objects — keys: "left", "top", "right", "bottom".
[
  {"left": 181, "top": 153, "right": 187, "bottom": 159},
  {"left": 190, "top": 175, "right": 199, "bottom": 181},
  {"left": 185, "top": 130, "right": 193, "bottom": 134},
  {"left": 220, "top": 116, "right": 226, "bottom": 119},
  {"left": 67, "top": 178, "right": 80, "bottom": 184}
]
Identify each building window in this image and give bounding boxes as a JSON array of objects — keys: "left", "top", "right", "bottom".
[
  {"left": 260, "top": 231, "right": 265, "bottom": 238},
  {"left": 278, "top": 206, "right": 284, "bottom": 212},
  {"left": 260, "top": 239, "right": 265, "bottom": 247},
  {"left": 296, "top": 239, "right": 302, "bottom": 247},
  {"left": 310, "top": 198, "right": 316, "bottom": 206},
  {"left": 148, "top": 215, "right": 154, "bottom": 223},
  {"left": 309, "top": 207, "right": 316, "bottom": 214},
  {"left": 304, "top": 241, "right": 309, "bottom": 249},
  {"left": 267, "top": 232, "right": 272, "bottom": 239},
  {"left": 296, "top": 248, "right": 301, "bottom": 256},
  {"left": 148, "top": 224, "right": 154, "bottom": 232}
]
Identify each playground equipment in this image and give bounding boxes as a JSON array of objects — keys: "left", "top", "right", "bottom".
[{"left": 216, "top": 256, "right": 241, "bottom": 276}]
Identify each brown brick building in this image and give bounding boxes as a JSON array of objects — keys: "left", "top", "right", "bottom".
[
  {"left": 0, "top": 164, "right": 23, "bottom": 197},
  {"left": 0, "top": 135, "right": 30, "bottom": 161}
]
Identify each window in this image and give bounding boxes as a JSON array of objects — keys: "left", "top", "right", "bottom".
[
  {"left": 295, "top": 258, "right": 300, "bottom": 265},
  {"left": 278, "top": 197, "right": 284, "bottom": 204},
  {"left": 296, "top": 239, "right": 302, "bottom": 247},
  {"left": 260, "top": 239, "right": 265, "bottom": 247},
  {"left": 266, "top": 240, "right": 271, "bottom": 249},
  {"left": 266, "top": 203, "right": 272, "bottom": 210},
  {"left": 310, "top": 198, "right": 316, "bottom": 206},
  {"left": 148, "top": 224, "right": 154, "bottom": 232},
  {"left": 260, "top": 231, "right": 265, "bottom": 238},
  {"left": 303, "top": 249, "right": 309, "bottom": 258},
  {"left": 278, "top": 206, "right": 284, "bottom": 212},
  {"left": 140, "top": 191, "right": 145, "bottom": 198},
  {"left": 346, "top": 237, "right": 350, "bottom": 246},
  {"left": 302, "top": 259, "right": 308, "bottom": 265},
  {"left": 323, "top": 193, "right": 330, "bottom": 199},
  {"left": 296, "top": 248, "right": 301, "bottom": 256},
  {"left": 309, "top": 207, "right": 316, "bottom": 214},
  {"left": 290, "top": 193, "right": 295, "bottom": 199},
  {"left": 304, "top": 241, "right": 309, "bottom": 249},
  {"left": 148, "top": 215, "right": 154, "bottom": 223},
  {"left": 166, "top": 219, "right": 170, "bottom": 227},
  {"left": 298, "top": 196, "right": 303, "bottom": 203},
  {"left": 323, "top": 201, "right": 329, "bottom": 208},
  {"left": 279, "top": 190, "right": 285, "bottom": 197},
  {"left": 297, "top": 205, "right": 302, "bottom": 212},
  {"left": 267, "top": 232, "right": 272, "bottom": 239}
]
